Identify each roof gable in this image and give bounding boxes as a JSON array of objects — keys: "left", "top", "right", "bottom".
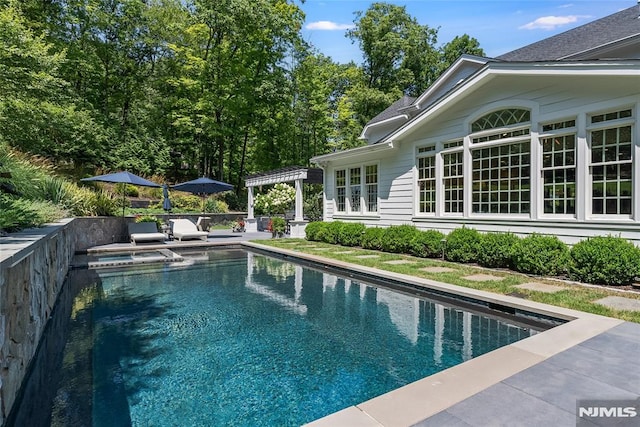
[{"left": 498, "top": 5, "right": 640, "bottom": 61}]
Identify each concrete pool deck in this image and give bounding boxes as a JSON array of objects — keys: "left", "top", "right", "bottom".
[{"left": 82, "top": 236, "right": 640, "bottom": 426}]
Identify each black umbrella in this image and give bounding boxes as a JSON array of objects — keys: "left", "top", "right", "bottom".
[
  {"left": 172, "top": 177, "right": 233, "bottom": 213},
  {"left": 81, "top": 171, "right": 161, "bottom": 216}
]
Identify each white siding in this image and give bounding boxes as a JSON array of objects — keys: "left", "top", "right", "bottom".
[{"left": 323, "top": 71, "right": 640, "bottom": 244}]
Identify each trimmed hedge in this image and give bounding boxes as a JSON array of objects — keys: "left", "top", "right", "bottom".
[
  {"left": 445, "top": 227, "right": 482, "bottom": 263},
  {"left": 303, "top": 221, "right": 639, "bottom": 286},
  {"left": 569, "top": 236, "right": 640, "bottom": 285},
  {"left": 409, "top": 229, "right": 444, "bottom": 258},
  {"left": 381, "top": 224, "right": 417, "bottom": 253},
  {"left": 478, "top": 232, "right": 520, "bottom": 269},
  {"left": 336, "top": 222, "right": 366, "bottom": 246},
  {"left": 512, "top": 234, "right": 569, "bottom": 276},
  {"left": 361, "top": 227, "right": 385, "bottom": 250}
]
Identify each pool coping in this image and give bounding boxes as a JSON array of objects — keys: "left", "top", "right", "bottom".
[{"left": 240, "top": 241, "right": 624, "bottom": 427}]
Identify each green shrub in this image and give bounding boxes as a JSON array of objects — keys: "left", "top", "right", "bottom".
[
  {"left": 478, "top": 232, "right": 520, "bottom": 268},
  {"left": 569, "top": 236, "right": 640, "bottom": 285},
  {"left": 0, "top": 194, "right": 65, "bottom": 231},
  {"left": 115, "top": 183, "right": 139, "bottom": 197},
  {"left": 91, "top": 190, "right": 118, "bottom": 216},
  {"left": 135, "top": 215, "right": 162, "bottom": 231},
  {"left": 305, "top": 221, "right": 326, "bottom": 241},
  {"left": 337, "top": 222, "right": 365, "bottom": 247},
  {"left": 381, "top": 224, "right": 418, "bottom": 253},
  {"left": 172, "top": 194, "right": 203, "bottom": 211},
  {"left": 323, "top": 221, "right": 344, "bottom": 244},
  {"left": 270, "top": 217, "right": 286, "bottom": 235},
  {"left": 316, "top": 222, "right": 334, "bottom": 243},
  {"left": 512, "top": 234, "right": 569, "bottom": 276},
  {"left": 409, "top": 229, "right": 445, "bottom": 258},
  {"left": 361, "top": 227, "right": 385, "bottom": 250},
  {"left": 204, "top": 198, "right": 229, "bottom": 213},
  {"left": 445, "top": 227, "right": 482, "bottom": 263}
]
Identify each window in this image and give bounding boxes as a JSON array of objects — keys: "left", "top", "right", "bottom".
[
  {"left": 349, "top": 167, "right": 361, "bottom": 212},
  {"left": 365, "top": 164, "right": 378, "bottom": 212},
  {"left": 335, "top": 165, "right": 377, "bottom": 214},
  {"left": 417, "top": 149, "right": 436, "bottom": 213},
  {"left": 590, "top": 109, "right": 633, "bottom": 215},
  {"left": 335, "top": 169, "right": 346, "bottom": 212},
  {"left": 471, "top": 109, "right": 531, "bottom": 214},
  {"left": 541, "top": 122, "right": 576, "bottom": 215},
  {"left": 472, "top": 109, "right": 530, "bottom": 132},
  {"left": 443, "top": 151, "right": 464, "bottom": 213},
  {"left": 472, "top": 143, "right": 530, "bottom": 214}
]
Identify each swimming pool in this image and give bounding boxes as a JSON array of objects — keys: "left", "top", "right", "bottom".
[{"left": 13, "top": 249, "right": 552, "bottom": 426}]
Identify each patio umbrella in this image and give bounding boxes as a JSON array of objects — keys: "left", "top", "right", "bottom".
[
  {"left": 162, "top": 184, "right": 172, "bottom": 212},
  {"left": 172, "top": 176, "right": 233, "bottom": 213},
  {"left": 81, "top": 171, "right": 161, "bottom": 217}
]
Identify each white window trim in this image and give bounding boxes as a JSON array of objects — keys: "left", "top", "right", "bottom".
[
  {"left": 333, "top": 162, "right": 379, "bottom": 216},
  {"left": 584, "top": 105, "right": 640, "bottom": 221},
  {"left": 415, "top": 144, "right": 437, "bottom": 217}
]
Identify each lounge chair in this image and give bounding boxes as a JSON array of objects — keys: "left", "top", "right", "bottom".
[
  {"left": 170, "top": 218, "right": 209, "bottom": 241},
  {"left": 128, "top": 222, "right": 166, "bottom": 244}
]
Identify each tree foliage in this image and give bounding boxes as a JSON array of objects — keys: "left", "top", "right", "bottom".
[{"left": 0, "top": 0, "right": 485, "bottom": 192}]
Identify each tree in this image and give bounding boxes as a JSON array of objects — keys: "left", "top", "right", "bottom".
[
  {"left": 347, "top": 2, "right": 439, "bottom": 96},
  {"left": 438, "top": 34, "right": 485, "bottom": 75}
]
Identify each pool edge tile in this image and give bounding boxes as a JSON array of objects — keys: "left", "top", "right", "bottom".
[
  {"left": 355, "top": 346, "right": 545, "bottom": 427},
  {"left": 304, "top": 406, "right": 383, "bottom": 427}
]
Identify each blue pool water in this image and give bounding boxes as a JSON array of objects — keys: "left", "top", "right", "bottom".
[{"left": 43, "top": 249, "right": 540, "bottom": 426}]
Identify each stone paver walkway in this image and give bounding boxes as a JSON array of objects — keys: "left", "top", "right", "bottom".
[
  {"left": 384, "top": 260, "right": 415, "bottom": 265},
  {"left": 414, "top": 322, "right": 640, "bottom": 427},
  {"left": 421, "top": 266, "right": 456, "bottom": 273},
  {"left": 463, "top": 273, "right": 504, "bottom": 282},
  {"left": 514, "top": 282, "right": 565, "bottom": 293},
  {"left": 595, "top": 296, "right": 640, "bottom": 312}
]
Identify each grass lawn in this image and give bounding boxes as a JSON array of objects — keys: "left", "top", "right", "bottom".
[{"left": 255, "top": 238, "right": 640, "bottom": 324}]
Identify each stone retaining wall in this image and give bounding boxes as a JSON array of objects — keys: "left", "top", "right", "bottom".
[{"left": 0, "top": 220, "right": 76, "bottom": 424}]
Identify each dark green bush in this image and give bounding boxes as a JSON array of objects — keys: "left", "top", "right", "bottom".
[
  {"left": 337, "top": 222, "right": 366, "bottom": 246},
  {"left": 409, "top": 229, "right": 444, "bottom": 258},
  {"left": 323, "top": 221, "right": 344, "bottom": 244},
  {"left": 512, "top": 234, "right": 569, "bottom": 276},
  {"left": 445, "top": 227, "right": 482, "bottom": 263},
  {"left": 478, "top": 232, "right": 520, "bottom": 268},
  {"left": 361, "top": 227, "right": 385, "bottom": 250},
  {"left": 381, "top": 225, "right": 418, "bottom": 253},
  {"left": 569, "top": 236, "right": 640, "bottom": 285},
  {"left": 305, "top": 221, "right": 325, "bottom": 241}
]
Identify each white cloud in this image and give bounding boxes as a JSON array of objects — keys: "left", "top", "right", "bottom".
[
  {"left": 558, "top": 4, "right": 574, "bottom": 8},
  {"left": 306, "top": 21, "right": 354, "bottom": 31},
  {"left": 519, "top": 15, "right": 589, "bottom": 30}
]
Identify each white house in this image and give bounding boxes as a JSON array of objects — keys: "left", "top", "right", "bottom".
[{"left": 311, "top": 4, "right": 640, "bottom": 244}]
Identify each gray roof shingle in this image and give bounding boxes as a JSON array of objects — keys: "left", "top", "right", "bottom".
[
  {"left": 498, "top": 5, "right": 640, "bottom": 61},
  {"left": 365, "top": 95, "right": 416, "bottom": 127}
]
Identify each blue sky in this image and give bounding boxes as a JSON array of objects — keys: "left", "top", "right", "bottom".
[{"left": 299, "top": 0, "right": 636, "bottom": 64}]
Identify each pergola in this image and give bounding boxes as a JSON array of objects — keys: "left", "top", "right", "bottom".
[{"left": 244, "top": 166, "right": 323, "bottom": 237}]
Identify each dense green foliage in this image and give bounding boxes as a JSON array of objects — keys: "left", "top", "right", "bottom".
[
  {"left": 361, "top": 227, "right": 385, "bottom": 250},
  {"left": 337, "top": 222, "right": 366, "bottom": 247},
  {"left": 569, "top": 236, "right": 640, "bottom": 285},
  {"left": 0, "top": 0, "right": 483, "bottom": 185},
  {"left": 304, "top": 222, "right": 638, "bottom": 286},
  {"left": 478, "top": 232, "right": 520, "bottom": 269},
  {"left": 445, "top": 227, "right": 482, "bottom": 263},
  {"left": 512, "top": 234, "right": 569, "bottom": 276},
  {"left": 380, "top": 224, "right": 417, "bottom": 253},
  {"left": 409, "top": 229, "right": 445, "bottom": 258}
]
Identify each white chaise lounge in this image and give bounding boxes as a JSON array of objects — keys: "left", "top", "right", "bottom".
[
  {"left": 170, "top": 218, "right": 209, "bottom": 241},
  {"left": 128, "top": 222, "right": 166, "bottom": 244}
]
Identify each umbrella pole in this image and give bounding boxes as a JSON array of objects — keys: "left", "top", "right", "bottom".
[
  {"left": 202, "top": 193, "right": 205, "bottom": 214},
  {"left": 122, "top": 186, "right": 126, "bottom": 217}
]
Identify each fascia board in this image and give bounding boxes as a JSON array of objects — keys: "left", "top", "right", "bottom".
[
  {"left": 381, "top": 61, "right": 640, "bottom": 144},
  {"left": 310, "top": 141, "right": 394, "bottom": 165},
  {"left": 360, "top": 114, "right": 409, "bottom": 139}
]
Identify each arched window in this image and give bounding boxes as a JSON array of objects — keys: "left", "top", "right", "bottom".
[
  {"left": 470, "top": 109, "right": 531, "bottom": 214},
  {"left": 472, "top": 109, "right": 530, "bottom": 132}
]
